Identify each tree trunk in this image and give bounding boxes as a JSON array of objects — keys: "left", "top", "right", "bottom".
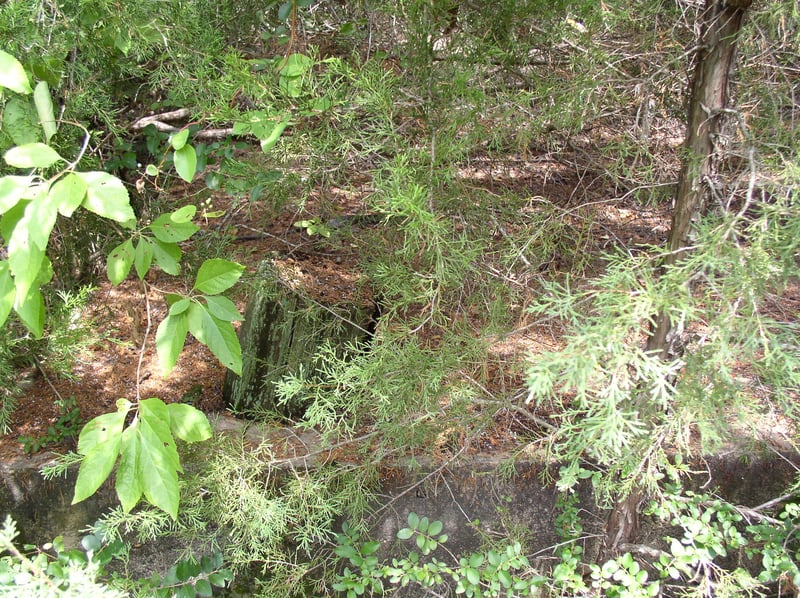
[
  {"left": 223, "top": 260, "right": 376, "bottom": 418},
  {"left": 647, "top": 0, "right": 753, "bottom": 359},
  {"left": 603, "top": 0, "right": 754, "bottom": 559}
]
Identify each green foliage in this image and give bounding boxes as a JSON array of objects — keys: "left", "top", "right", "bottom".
[
  {"left": 1, "top": 52, "right": 242, "bottom": 522},
  {"left": 0, "top": 515, "right": 127, "bottom": 597},
  {"left": 136, "top": 549, "right": 233, "bottom": 598},
  {"left": 747, "top": 502, "right": 800, "bottom": 589},
  {"left": 333, "top": 512, "right": 547, "bottom": 597},
  {"left": 155, "top": 258, "right": 244, "bottom": 375},
  {"left": 524, "top": 187, "right": 800, "bottom": 501},
  {"left": 72, "top": 397, "right": 212, "bottom": 519},
  {"left": 18, "top": 396, "right": 82, "bottom": 454},
  {"left": 0, "top": 54, "right": 136, "bottom": 337}
]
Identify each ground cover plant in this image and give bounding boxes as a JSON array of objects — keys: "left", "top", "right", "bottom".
[{"left": 0, "top": 0, "right": 799, "bottom": 596}]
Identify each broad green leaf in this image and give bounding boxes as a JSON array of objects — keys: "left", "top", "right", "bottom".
[
  {"left": 73, "top": 439, "right": 122, "bottom": 504},
  {"left": 116, "top": 422, "right": 143, "bottom": 513},
  {"left": 4, "top": 143, "right": 62, "bottom": 169},
  {"left": 397, "top": 528, "right": 414, "bottom": 540},
  {"left": 465, "top": 567, "right": 480, "bottom": 586},
  {"left": 166, "top": 403, "right": 213, "bottom": 442},
  {"left": 279, "top": 75, "right": 304, "bottom": 98},
  {"left": 107, "top": 238, "right": 135, "bottom": 285},
  {"left": 78, "top": 171, "right": 136, "bottom": 225},
  {"left": 259, "top": 114, "right": 290, "bottom": 153},
  {"left": 8, "top": 215, "right": 46, "bottom": 301},
  {"left": 151, "top": 239, "right": 182, "bottom": 275},
  {"left": 3, "top": 97, "right": 40, "bottom": 145},
  {"left": 187, "top": 303, "right": 242, "bottom": 375},
  {"left": 145, "top": 164, "right": 159, "bottom": 176},
  {"left": 13, "top": 285, "right": 45, "bottom": 338},
  {"left": 193, "top": 258, "right": 244, "bottom": 294},
  {"left": 169, "top": 297, "right": 191, "bottom": 316},
  {"left": 173, "top": 145, "right": 197, "bottom": 183},
  {"left": 203, "top": 295, "right": 243, "bottom": 321},
  {"left": 72, "top": 408, "right": 128, "bottom": 504},
  {"left": 137, "top": 415, "right": 180, "bottom": 519},
  {"left": 279, "top": 53, "right": 312, "bottom": 77},
  {"left": 140, "top": 398, "right": 180, "bottom": 465},
  {"left": 149, "top": 212, "right": 199, "bottom": 242},
  {"left": 33, "top": 81, "right": 57, "bottom": 143},
  {"left": 134, "top": 238, "right": 154, "bottom": 279},
  {"left": 165, "top": 293, "right": 184, "bottom": 306},
  {"left": 0, "top": 50, "right": 32, "bottom": 94},
  {"left": 170, "top": 204, "right": 197, "bottom": 223},
  {"left": 0, "top": 176, "right": 33, "bottom": 214},
  {"left": 26, "top": 187, "right": 60, "bottom": 249},
  {"left": 77, "top": 408, "right": 128, "bottom": 455},
  {"left": 50, "top": 173, "right": 87, "bottom": 217},
  {"left": 195, "top": 579, "right": 213, "bottom": 597},
  {"left": 170, "top": 128, "right": 190, "bottom": 151},
  {"left": 0, "top": 262, "right": 15, "bottom": 328},
  {"left": 156, "top": 312, "right": 189, "bottom": 375}
]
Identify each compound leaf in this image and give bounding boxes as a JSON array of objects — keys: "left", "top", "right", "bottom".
[
  {"left": 151, "top": 239, "right": 182, "bottom": 275},
  {"left": 72, "top": 408, "right": 128, "bottom": 504},
  {"left": 0, "top": 176, "right": 33, "bottom": 215},
  {"left": 137, "top": 415, "right": 180, "bottom": 519},
  {"left": 203, "top": 295, "right": 242, "bottom": 321},
  {"left": 50, "top": 173, "right": 87, "bottom": 217},
  {"left": 0, "top": 262, "right": 15, "bottom": 328},
  {"left": 116, "top": 422, "right": 143, "bottom": 513},
  {"left": 134, "top": 237, "right": 154, "bottom": 279}
]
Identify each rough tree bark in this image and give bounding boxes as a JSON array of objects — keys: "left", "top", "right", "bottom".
[
  {"left": 603, "top": 0, "right": 754, "bottom": 559},
  {"left": 223, "top": 260, "right": 375, "bottom": 418}
]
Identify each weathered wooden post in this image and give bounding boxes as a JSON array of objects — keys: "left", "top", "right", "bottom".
[{"left": 223, "top": 258, "right": 375, "bottom": 418}]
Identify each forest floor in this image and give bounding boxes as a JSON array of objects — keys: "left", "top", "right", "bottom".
[{"left": 0, "top": 145, "right": 681, "bottom": 463}]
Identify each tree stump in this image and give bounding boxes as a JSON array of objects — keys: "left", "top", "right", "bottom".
[{"left": 223, "top": 258, "right": 375, "bottom": 418}]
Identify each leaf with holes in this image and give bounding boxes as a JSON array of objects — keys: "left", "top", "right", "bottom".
[
  {"left": 79, "top": 172, "right": 135, "bottom": 226},
  {"left": 72, "top": 405, "right": 129, "bottom": 504},
  {"left": 149, "top": 211, "right": 199, "bottom": 242},
  {"left": 107, "top": 238, "right": 135, "bottom": 285}
]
